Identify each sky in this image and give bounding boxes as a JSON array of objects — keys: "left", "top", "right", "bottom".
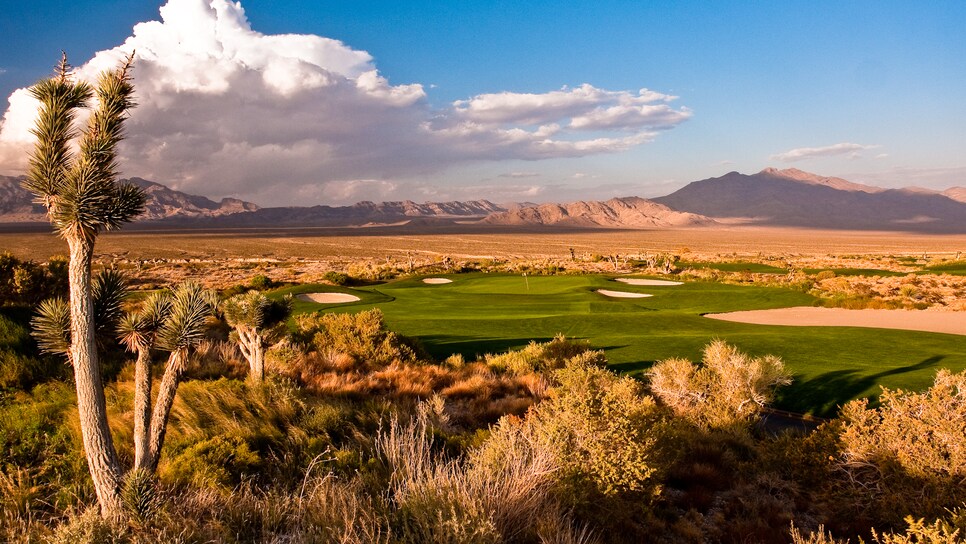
[{"left": 0, "top": 0, "right": 964, "bottom": 206}]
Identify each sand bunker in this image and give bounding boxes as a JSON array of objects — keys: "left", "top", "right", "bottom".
[
  {"left": 597, "top": 289, "right": 653, "bottom": 299},
  {"left": 707, "top": 306, "right": 966, "bottom": 336},
  {"left": 422, "top": 278, "right": 453, "bottom": 284},
  {"left": 296, "top": 293, "right": 361, "bottom": 304},
  {"left": 616, "top": 278, "right": 683, "bottom": 286}
]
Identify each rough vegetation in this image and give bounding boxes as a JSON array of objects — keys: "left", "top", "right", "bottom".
[{"left": 3, "top": 253, "right": 966, "bottom": 543}]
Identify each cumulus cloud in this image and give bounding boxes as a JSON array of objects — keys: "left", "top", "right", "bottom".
[
  {"left": 771, "top": 142, "right": 878, "bottom": 163},
  {"left": 0, "top": 0, "right": 690, "bottom": 205}
]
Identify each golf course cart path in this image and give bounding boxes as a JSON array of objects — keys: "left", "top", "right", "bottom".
[
  {"left": 707, "top": 306, "right": 966, "bottom": 336},
  {"left": 616, "top": 278, "right": 683, "bottom": 286},
  {"left": 296, "top": 293, "right": 361, "bottom": 303},
  {"left": 422, "top": 278, "right": 454, "bottom": 284},
  {"left": 597, "top": 289, "right": 653, "bottom": 298}
]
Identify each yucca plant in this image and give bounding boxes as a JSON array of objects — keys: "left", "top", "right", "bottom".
[
  {"left": 147, "top": 283, "right": 217, "bottom": 471},
  {"left": 117, "top": 291, "right": 171, "bottom": 470},
  {"left": 222, "top": 291, "right": 292, "bottom": 382},
  {"left": 23, "top": 52, "right": 144, "bottom": 519},
  {"left": 117, "top": 283, "right": 216, "bottom": 472}
]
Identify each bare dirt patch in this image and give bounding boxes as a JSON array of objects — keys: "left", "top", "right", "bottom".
[
  {"left": 706, "top": 306, "right": 966, "bottom": 336},
  {"left": 296, "top": 293, "right": 361, "bottom": 304},
  {"left": 422, "top": 278, "right": 453, "bottom": 284},
  {"left": 616, "top": 278, "right": 683, "bottom": 286},
  {"left": 597, "top": 289, "right": 653, "bottom": 299}
]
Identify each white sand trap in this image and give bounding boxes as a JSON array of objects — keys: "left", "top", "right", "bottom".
[
  {"left": 707, "top": 306, "right": 966, "bottom": 336},
  {"left": 616, "top": 278, "right": 683, "bottom": 286},
  {"left": 597, "top": 289, "right": 653, "bottom": 299},
  {"left": 422, "top": 278, "right": 453, "bottom": 284},
  {"left": 296, "top": 293, "right": 361, "bottom": 304}
]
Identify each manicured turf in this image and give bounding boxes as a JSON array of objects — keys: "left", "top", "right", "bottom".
[
  {"left": 922, "top": 260, "right": 966, "bottom": 276},
  {"left": 280, "top": 274, "right": 966, "bottom": 417}
]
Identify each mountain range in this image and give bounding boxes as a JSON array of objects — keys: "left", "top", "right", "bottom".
[
  {"left": 654, "top": 168, "right": 966, "bottom": 232},
  {"left": 1, "top": 168, "right": 964, "bottom": 232}
]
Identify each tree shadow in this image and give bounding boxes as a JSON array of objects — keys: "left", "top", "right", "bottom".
[
  {"left": 776, "top": 355, "right": 945, "bottom": 417},
  {"left": 416, "top": 335, "right": 556, "bottom": 361}
]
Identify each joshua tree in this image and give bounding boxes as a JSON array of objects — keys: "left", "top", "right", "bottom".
[
  {"left": 23, "top": 53, "right": 144, "bottom": 519},
  {"left": 144, "top": 283, "right": 217, "bottom": 471},
  {"left": 222, "top": 291, "right": 292, "bottom": 382},
  {"left": 117, "top": 292, "right": 169, "bottom": 470}
]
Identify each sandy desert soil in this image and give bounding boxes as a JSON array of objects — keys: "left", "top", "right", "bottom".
[
  {"left": 706, "top": 306, "right": 966, "bottom": 336},
  {"left": 2, "top": 226, "right": 964, "bottom": 262},
  {"left": 295, "top": 293, "right": 360, "bottom": 303},
  {"left": 616, "top": 278, "right": 683, "bottom": 286},
  {"left": 2, "top": 225, "right": 964, "bottom": 291}
]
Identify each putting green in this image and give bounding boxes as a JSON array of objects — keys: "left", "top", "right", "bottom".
[{"left": 278, "top": 274, "right": 966, "bottom": 416}]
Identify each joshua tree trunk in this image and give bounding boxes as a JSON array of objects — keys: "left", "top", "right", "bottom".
[
  {"left": 146, "top": 350, "right": 188, "bottom": 472},
  {"left": 133, "top": 347, "right": 152, "bottom": 470},
  {"left": 237, "top": 326, "right": 265, "bottom": 382},
  {"left": 68, "top": 236, "right": 125, "bottom": 519}
]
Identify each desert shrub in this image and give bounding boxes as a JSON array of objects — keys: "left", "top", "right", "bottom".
[
  {"left": 469, "top": 358, "right": 675, "bottom": 541},
  {"left": 0, "top": 308, "right": 64, "bottom": 389},
  {"left": 0, "top": 253, "right": 68, "bottom": 307},
  {"left": 249, "top": 274, "right": 273, "bottom": 290},
  {"left": 323, "top": 271, "right": 351, "bottom": 286},
  {"left": 647, "top": 340, "right": 791, "bottom": 430},
  {"left": 163, "top": 434, "right": 261, "bottom": 489},
  {"left": 0, "top": 382, "right": 91, "bottom": 509},
  {"left": 815, "top": 270, "right": 837, "bottom": 281},
  {"left": 296, "top": 309, "right": 421, "bottom": 369},
  {"left": 478, "top": 357, "right": 673, "bottom": 530},
  {"left": 485, "top": 335, "right": 603, "bottom": 375},
  {"left": 872, "top": 509, "right": 966, "bottom": 543},
  {"left": 836, "top": 370, "right": 966, "bottom": 527}
]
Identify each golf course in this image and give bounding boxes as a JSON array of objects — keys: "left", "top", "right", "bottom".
[{"left": 273, "top": 273, "right": 966, "bottom": 416}]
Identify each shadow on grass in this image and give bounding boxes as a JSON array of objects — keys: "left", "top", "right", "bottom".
[
  {"left": 416, "top": 335, "right": 556, "bottom": 361},
  {"left": 608, "top": 358, "right": 653, "bottom": 375},
  {"left": 777, "top": 355, "right": 945, "bottom": 418}
]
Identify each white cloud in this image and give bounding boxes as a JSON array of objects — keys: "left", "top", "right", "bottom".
[
  {"left": 0, "top": 0, "right": 690, "bottom": 205},
  {"left": 771, "top": 142, "right": 879, "bottom": 163}
]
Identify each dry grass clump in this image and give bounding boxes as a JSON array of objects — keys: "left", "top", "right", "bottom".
[
  {"left": 484, "top": 335, "right": 604, "bottom": 375},
  {"left": 836, "top": 370, "right": 966, "bottom": 528},
  {"left": 647, "top": 340, "right": 791, "bottom": 430},
  {"left": 377, "top": 405, "right": 597, "bottom": 544}
]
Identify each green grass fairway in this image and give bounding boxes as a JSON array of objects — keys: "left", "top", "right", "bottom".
[
  {"left": 922, "top": 260, "right": 966, "bottom": 276},
  {"left": 279, "top": 274, "right": 966, "bottom": 416}
]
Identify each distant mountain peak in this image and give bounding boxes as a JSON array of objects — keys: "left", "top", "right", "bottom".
[
  {"left": 655, "top": 169, "right": 966, "bottom": 232},
  {"left": 481, "top": 196, "right": 715, "bottom": 228}
]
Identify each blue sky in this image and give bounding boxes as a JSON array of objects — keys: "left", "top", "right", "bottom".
[{"left": 1, "top": 1, "right": 964, "bottom": 205}]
